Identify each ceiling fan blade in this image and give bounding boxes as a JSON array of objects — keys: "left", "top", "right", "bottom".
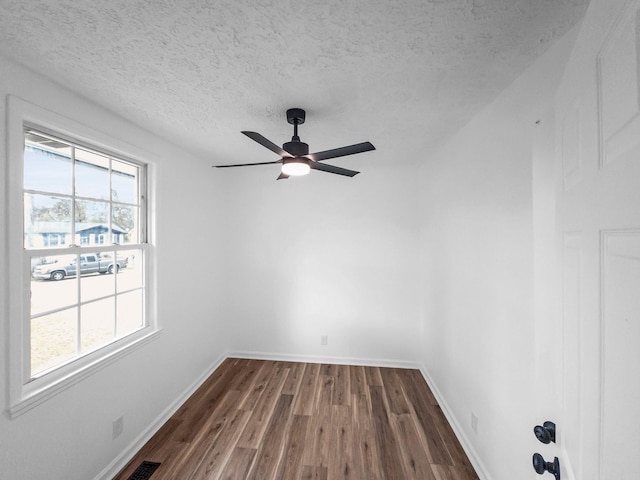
[
  {"left": 310, "top": 161, "right": 359, "bottom": 177},
  {"left": 214, "top": 160, "right": 282, "bottom": 168},
  {"left": 242, "top": 131, "right": 293, "bottom": 158},
  {"left": 307, "top": 141, "right": 375, "bottom": 162},
  {"left": 277, "top": 172, "right": 290, "bottom": 180}
]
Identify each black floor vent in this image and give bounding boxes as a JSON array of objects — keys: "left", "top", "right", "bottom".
[{"left": 128, "top": 461, "right": 161, "bottom": 480}]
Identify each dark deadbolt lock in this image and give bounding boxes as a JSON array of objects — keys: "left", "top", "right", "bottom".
[
  {"left": 532, "top": 453, "right": 560, "bottom": 479},
  {"left": 534, "top": 421, "right": 556, "bottom": 444}
]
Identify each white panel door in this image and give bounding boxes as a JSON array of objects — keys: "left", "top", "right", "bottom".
[{"left": 555, "top": 1, "right": 640, "bottom": 478}]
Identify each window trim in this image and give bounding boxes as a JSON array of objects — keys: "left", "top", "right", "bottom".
[{"left": 7, "top": 95, "right": 159, "bottom": 418}]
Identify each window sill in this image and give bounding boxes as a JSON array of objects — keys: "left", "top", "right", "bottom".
[{"left": 8, "top": 327, "right": 162, "bottom": 419}]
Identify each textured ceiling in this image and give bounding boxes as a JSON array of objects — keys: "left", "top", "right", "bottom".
[{"left": 0, "top": 0, "right": 589, "bottom": 167}]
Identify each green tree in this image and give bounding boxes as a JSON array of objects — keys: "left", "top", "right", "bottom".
[
  {"left": 113, "top": 206, "right": 134, "bottom": 231},
  {"left": 31, "top": 200, "right": 89, "bottom": 223},
  {"left": 74, "top": 202, "right": 88, "bottom": 222}
]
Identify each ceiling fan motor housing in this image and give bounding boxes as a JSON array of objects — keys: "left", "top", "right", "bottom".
[{"left": 283, "top": 141, "right": 309, "bottom": 156}]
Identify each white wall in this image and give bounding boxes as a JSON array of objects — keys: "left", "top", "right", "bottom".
[
  {"left": 417, "top": 24, "right": 580, "bottom": 480},
  {"left": 219, "top": 161, "right": 421, "bottom": 365},
  {"left": 0, "top": 56, "right": 229, "bottom": 480}
]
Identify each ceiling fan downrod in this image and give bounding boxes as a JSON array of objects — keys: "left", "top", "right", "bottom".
[
  {"left": 284, "top": 108, "right": 309, "bottom": 156},
  {"left": 292, "top": 120, "right": 299, "bottom": 142}
]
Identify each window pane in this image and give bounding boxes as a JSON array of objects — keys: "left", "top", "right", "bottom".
[
  {"left": 31, "top": 254, "right": 78, "bottom": 312},
  {"left": 24, "top": 135, "right": 72, "bottom": 195},
  {"left": 24, "top": 193, "right": 72, "bottom": 249},
  {"left": 80, "top": 253, "right": 116, "bottom": 303},
  {"left": 112, "top": 160, "right": 138, "bottom": 204},
  {"left": 75, "top": 149, "right": 110, "bottom": 200},
  {"left": 112, "top": 204, "right": 137, "bottom": 244},
  {"left": 31, "top": 307, "right": 77, "bottom": 375},
  {"left": 117, "top": 249, "right": 142, "bottom": 293},
  {"left": 80, "top": 298, "right": 115, "bottom": 352},
  {"left": 31, "top": 253, "right": 78, "bottom": 281},
  {"left": 75, "top": 199, "right": 109, "bottom": 245},
  {"left": 117, "top": 290, "right": 143, "bottom": 338}
]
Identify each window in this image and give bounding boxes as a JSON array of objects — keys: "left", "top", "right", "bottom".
[
  {"left": 24, "top": 128, "right": 149, "bottom": 376},
  {"left": 42, "top": 233, "right": 65, "bottom": 247},
  {"left": 7, "top": 95, "right": 157, "bottom": 418}
]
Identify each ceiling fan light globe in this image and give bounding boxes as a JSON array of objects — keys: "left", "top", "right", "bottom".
[{"left": 281, "top": 161, "right": 310, "bottom": 176}]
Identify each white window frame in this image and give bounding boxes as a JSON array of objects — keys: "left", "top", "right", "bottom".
[{"left": 7, "top": 96, "right": 159, "bottom": 418}]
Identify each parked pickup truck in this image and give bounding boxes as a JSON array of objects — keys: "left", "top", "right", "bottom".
[{"left": 32, "top": 253, "right": 128, "bottom": 281}]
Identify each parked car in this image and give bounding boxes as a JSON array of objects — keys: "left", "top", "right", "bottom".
[{"left": 32, "top": 253, "right": 128, "bottom": 281}]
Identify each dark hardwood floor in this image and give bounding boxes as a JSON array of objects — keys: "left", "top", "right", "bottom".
[{"left": 114, "top": 358, "right": 479, "bottom": 480}]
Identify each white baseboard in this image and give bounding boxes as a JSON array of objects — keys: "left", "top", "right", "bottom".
[
  {"left": 418, "top": 365, "right": 492, "bottom": 480},
  {"left": 227, "top": 349, "right": 422, "bottom": 370},
  {"left": 93, "top": 353, "right": 228, "bottom": 480}
]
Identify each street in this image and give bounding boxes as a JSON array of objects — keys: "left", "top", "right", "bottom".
[{"left": 31, "top": 267, "right": 142, "bottom": 316}]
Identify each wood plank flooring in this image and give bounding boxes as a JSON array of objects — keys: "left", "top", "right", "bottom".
[{"left": 114, "top": 359, "right": 479, "bottom": 480}]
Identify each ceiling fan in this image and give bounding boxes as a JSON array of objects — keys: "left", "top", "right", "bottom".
[{"left": 214, "top": 108, "right": 375, "bottom": 180}]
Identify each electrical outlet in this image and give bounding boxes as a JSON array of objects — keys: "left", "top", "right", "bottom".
[
  {"left": 320, "top": 334, "right": 328, "bottom": 345},
  {"left": 113, "top": 416, "right": 124, "bottom": 439},
  {"left": 471, "top": 412, "right": 478, "bottom": 434}
]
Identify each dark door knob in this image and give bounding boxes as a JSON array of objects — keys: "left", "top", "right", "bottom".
[
  {"left": 534, "top": 421, "right": 556, "bottom": 444},
  {"left": 532, "top": 453, "right": 560, "bottom": 480}
]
